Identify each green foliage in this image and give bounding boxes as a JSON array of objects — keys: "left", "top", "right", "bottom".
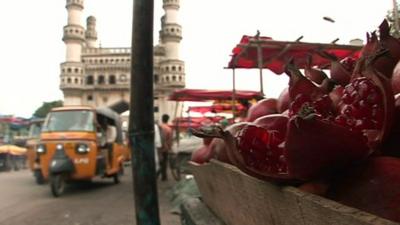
[
  {"left": 386, "top": 5, "right": 400, "bottom": 38},
  {"left": 33, "top": 100, "right": 63, "bottom": 118}
]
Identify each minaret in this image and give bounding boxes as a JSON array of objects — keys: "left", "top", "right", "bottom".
[
  {"left": 158, "top": 0, "right": 185, "bottom": 120},
  {"left": 60, "top": 0, "right": 85, "bottom": 105},
  {"left": 85, "top": 16, "right": 98, "bottom": 48}
]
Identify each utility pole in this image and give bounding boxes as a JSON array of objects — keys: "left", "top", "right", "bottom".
[
  {"left": 393, "top": 0, "right": 400, "bottom": 37},
  {"left": 129, "top": 0, "right": 160, "bottom": 225}
]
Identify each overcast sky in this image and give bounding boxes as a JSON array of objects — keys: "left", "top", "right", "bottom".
[{"left": 0, "top": 0, "right": 394, "bottom": 118}]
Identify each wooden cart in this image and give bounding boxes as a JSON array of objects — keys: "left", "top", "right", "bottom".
[{"left": 182, "top": 160, "right": 399, "bottom": 225}]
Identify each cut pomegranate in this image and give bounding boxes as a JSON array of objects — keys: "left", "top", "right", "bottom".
[
  {"left": 285, "top": 62, "right": 324, "bottom": 101},
  {"left": 285, "top": 115, "right": 370, "bottom": 180},
  {"left": 285, "top": 62, "right": 334, "bottom": 118},
  {"left": 335, "top": 77, "right": 384, "bottom": 131},
  {"left": 235, "top": 125, "right": 288, "bottom": 179},
  {"left": 340, "top": 51, "right": 395, "bottom": 148},
  {"left": 253, "top": 114, "right": 289, "bottom": 141}
]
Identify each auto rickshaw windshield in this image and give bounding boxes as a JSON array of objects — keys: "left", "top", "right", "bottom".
[{"left": 42, "top": 110, "right": 95, "bottom": 132}]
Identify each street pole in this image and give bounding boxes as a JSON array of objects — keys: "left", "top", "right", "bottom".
[{"left": 129, "top": 0, "right": 160, "bottom": 225}]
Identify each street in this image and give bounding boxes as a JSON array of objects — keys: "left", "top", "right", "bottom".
[{"left": 0, "top": 166, "right": 180, "bottom": 225}]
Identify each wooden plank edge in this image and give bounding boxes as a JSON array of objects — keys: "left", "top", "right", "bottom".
[
  {"left": 189, "top": 160, "right": 400, "bottom": 225},
  {"left": 180, "top": 197, "right": 226, "bottom": 225}
]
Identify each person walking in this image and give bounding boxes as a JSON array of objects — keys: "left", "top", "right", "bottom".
[{"left": 157, "top": 114, "right": 173, "bottom": 181}]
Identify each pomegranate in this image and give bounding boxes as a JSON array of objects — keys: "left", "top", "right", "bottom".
[
  {"left": 328, "top": 85, "right": 344, "bottom": 112},
  {"left": 191, "top": 144, "right": 214, "bottom": 164},
  {"left": 276, "top": 87, "right": 290, "bottom": 113},
  {"left": 381, "top": 94, "right": 400, "bottom": 156},
  {"left": 371, "top": 20, "right": 400, "bottom": 79},
  {"left": 286, "top": 62, "right": 324, "bottom": 101},
  {"left": 253, "top": 114, "right": 289, "bottom": 140},
  {"left": 318, "top": 51, "right": 354, "bottom": 86},
  {"left": 392, "top": 60, "right": 400, "bottom": 94},
  {"left": 285, "top": 114, "right": 370, "bottom": 180},
  {"left": 218, "top": 113, "right": 369, "bottom": 182},
  {"left": 246, "top": 98, "right": 278, "bottom": 122},
  {"left": 336, "top": 51, "right": 395, "bottom": 149},
  {"left": 285, "top": 63, "right": 334, "bottom": 118},
  {"left": 328, "top": 156, "right": 400, "bottom": 223},
  {"left": 189, "top": 21, "right": 397, "bottom": 186},
  {"left": 360, "top": 31, "right": 378, "bottom": 58},
  {"left": 304, "top": 56, "right": 328, "bottom": 85},
  {"left": 235, "top": 124, "right": 288, "bottom": 179},
  {"left": 331, "top": 56, "right": 358, "bottom": 86},
  {"left": 202, "top": 137, "right": 213, "bottom": 146},
  {"left": 209, "top": 138, "right": 230, "bottom": 163},
  {"left": 190, "top": 122, "right": 249, "bottom": 167}
]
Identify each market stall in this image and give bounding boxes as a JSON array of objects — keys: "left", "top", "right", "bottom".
[
  {"left": 184, "top": 20, "right": 400, "bottom": 225},
  {"left": 226, "top": 33, "right": 362, "bottom": 95},
  {"left": 167, "top": 88, "right": 264, "bottom": 180}
]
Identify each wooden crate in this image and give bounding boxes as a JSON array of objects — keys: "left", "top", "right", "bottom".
[{"left": 189, "top": 160, "right": 399, "bottom": 225}]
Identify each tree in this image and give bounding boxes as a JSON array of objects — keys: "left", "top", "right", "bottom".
[
  {"left": 33, "top": 100, "right": 63, "bottom": 118},
  {"left": 386, "top": 1, "right": 400, "bottom": 38}
]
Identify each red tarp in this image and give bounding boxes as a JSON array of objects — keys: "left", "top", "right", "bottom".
[
  {"left": 228, "top": 35, "right": 362, "bottom": 74},
  {"left": 172, "top": 116, "right": 230, "bottom": 129},
  {"left": 168, "top": 88, "right": 263, "bottom": 102},
  {"left": 188, "top": 104, "right": 246, "bottom": 114}
]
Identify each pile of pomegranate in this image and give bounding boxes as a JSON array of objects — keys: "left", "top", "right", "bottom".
[{"left": 190, "top": 19, "right": 400, "bottom": 222}]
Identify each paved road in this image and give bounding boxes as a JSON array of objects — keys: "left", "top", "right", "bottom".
[{"left": 0, "top": 167, "right": 180, "bottom": 225}]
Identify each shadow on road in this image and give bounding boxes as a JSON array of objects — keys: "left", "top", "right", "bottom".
[{"left": 63, "top": 180, "right": 115, "bottom": 195}]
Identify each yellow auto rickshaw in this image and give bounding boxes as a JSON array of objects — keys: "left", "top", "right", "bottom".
[
  {"left": 36, "top": 106, "right": 129, "bottom": 197},
  {"left": 26, "top": 118, "right": 45, "bottom": 184}
]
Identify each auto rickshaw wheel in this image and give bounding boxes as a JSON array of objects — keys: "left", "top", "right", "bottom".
[
  {"left": 34, "top": 169, "right": 45, "bottom": 185},
  {"left": 50, "top": 174, "right": 65, "bottom": 197},
  {"left": 118, "top": 164, "right": 124, "bottom": 176},
  {"left": 113, "top": 173, "right": 120, "bottom": 184}
]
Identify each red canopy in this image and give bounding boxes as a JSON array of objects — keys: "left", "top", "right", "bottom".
[
  {"left": 188, "top": 104, "right": 246, "bottom": 114},
  {"left": 228, "top": 35, "right": 362, "bottom": 74},
  {"left": 168, "top": 88, "right": 263, "bottom": 102},
  {"left": 171, "top": 116, "right": 229, "bottom": 131}
]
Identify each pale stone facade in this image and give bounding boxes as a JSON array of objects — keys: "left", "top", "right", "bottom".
[{"left": 60, "top": 0, "right": 185, "bottom": 122}]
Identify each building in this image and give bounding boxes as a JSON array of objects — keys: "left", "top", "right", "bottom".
[{"left": 59, "top": 0, "right": 185, "bottom": 122}]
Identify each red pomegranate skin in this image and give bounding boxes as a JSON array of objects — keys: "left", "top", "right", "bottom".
[
  {"left": 285, "top": 115, "right": 370, "bottom": 181},
  {"left": 209, "top": 138, "right": 230, "bottom": 164},
  {"left": 372, "top": 20, "right": 400, "bottom": 79},
  {"left": 253, "top": 114, "right": 289, "bottom": 140},
  {"left": 381, "top": 94, "right": 400, "bottom": 156},
  {"left": 246, "top": 98, "right": 278, "bottom": 122},
  {"left": 392, "top": 60, "right": 400, "bottom": 95},
  {"left": 329, "top": 85, "right": 344, "bottom": 112},
  {"left": 328, "top": 157, "right": 400, "bottom": 223},
  {"left": 277, "top": 87, "right": 290, "bottom": 113},
  {"left": 202, "top": 137, "right": 213, "bottom": 146},
  {"left": 191, "top": 145, "right": 215, "bottom": 164}
]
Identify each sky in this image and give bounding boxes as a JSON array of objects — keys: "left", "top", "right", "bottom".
[{"left": 0, "top": 0, "right": 394, "bottom": 118}]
